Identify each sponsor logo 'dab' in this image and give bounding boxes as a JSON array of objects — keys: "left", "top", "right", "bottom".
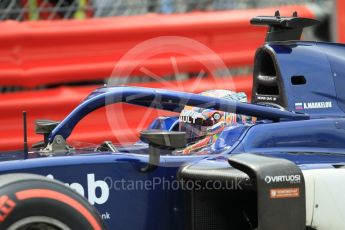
[
  {"left": 264, "top": 174, "right": 301, "bottom": 184},
  {"left": 47, "top": 173, "right": 109, "bottom": 205}
]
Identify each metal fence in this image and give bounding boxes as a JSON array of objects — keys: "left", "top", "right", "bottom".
[{"left": 0, "top": 0, "right": 329, "bottom": 21}]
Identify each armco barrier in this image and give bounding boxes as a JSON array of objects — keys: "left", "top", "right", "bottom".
[{"left": 0, "top": 6, "right": 315, "bottom": 150}]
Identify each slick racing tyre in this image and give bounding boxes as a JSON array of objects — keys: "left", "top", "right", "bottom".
[{"left": 0, "top": 173, "right": 106, "bottom": 230}]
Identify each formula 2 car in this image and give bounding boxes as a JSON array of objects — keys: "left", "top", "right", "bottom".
[{"left": 0, "top": 12, "right": 345, "bottom": 230}]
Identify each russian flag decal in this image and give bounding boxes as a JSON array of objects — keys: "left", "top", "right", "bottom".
[{"left": 295, "top": 102, "right": 303, "bottom": 110}]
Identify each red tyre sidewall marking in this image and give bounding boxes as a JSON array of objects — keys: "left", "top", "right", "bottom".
[
  {"left": 15, "top": 189, "right": 101, "bottom": 230},
  {"left": 0, "top": 195, "right": 16, "bottom": 222}
]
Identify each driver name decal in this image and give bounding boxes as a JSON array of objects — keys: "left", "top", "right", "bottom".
[{"left": 295, "top": 101, "right": 332, "bottom": 110}]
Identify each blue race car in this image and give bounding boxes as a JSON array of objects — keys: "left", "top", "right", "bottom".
[{"left": 0, "top": 12, "right": 345, "bottom": 230}]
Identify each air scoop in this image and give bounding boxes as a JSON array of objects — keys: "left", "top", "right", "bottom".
[{"left": 250, "top": 10, "right": 320, "bottom": 42}]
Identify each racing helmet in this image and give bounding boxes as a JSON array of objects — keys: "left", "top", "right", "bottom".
[{"left": 179, "top": 89, "right": 250, "bottom": 144}]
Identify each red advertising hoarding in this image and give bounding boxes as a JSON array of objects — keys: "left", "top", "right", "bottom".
[{"left": 338, "top": 0, "right": 345, "bottom": 42}]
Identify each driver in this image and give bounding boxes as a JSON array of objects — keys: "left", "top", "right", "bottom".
[{"left": 178, "top": 89, "right": 253, "bottom": 155}]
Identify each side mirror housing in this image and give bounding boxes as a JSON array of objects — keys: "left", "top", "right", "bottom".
[
  {"left": 140, "top": 130, "right": 186, "bottom": 172},
  {"left": 35, "top": 120, "right": 60, "bottom": 147}
]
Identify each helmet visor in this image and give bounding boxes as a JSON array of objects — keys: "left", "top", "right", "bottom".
[{"left": 179, "top": 122, "right": 209, "bottom": 143}]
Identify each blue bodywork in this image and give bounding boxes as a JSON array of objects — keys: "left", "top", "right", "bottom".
[{"left": 1, "top": 39, "right": 345, "bottom": 229}]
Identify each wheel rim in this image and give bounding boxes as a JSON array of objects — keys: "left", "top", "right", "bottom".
[{"left": 7, "top": 216, "right": 71, "bottom": 230}]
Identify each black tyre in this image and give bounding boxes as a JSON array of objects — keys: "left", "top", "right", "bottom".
[{"left": 0, "top": 173, "right": 106, "bottom": 230}]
